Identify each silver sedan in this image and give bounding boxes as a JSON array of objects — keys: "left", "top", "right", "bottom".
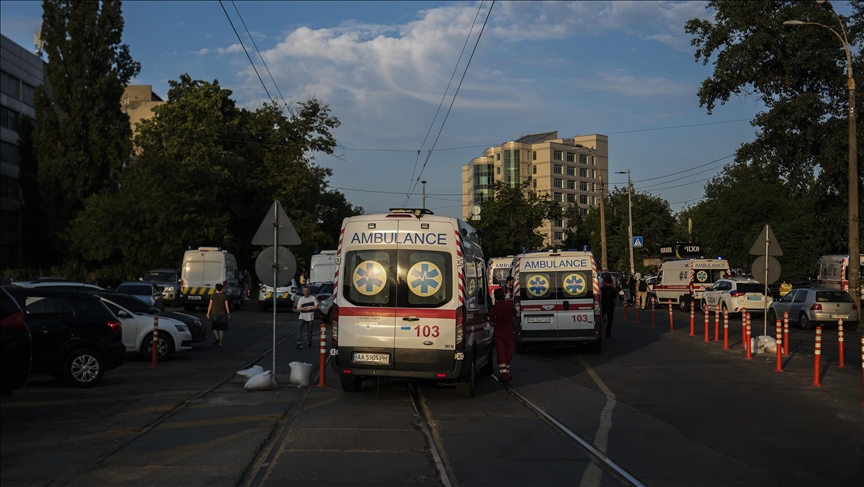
[{"left": 767, "top": 288, "right": 858, "bottom": 331}]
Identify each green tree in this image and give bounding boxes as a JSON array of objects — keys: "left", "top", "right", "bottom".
[
  {"left": 16, "top": 117, "right": 55, "bottom": 270},
  {"left": 69, "top": 75, "right": 360, "bottom": 278},
  {"left": 34, "top": 0, "right": 140, "bottom": 259},
  {"left": 474, "top": 180, "right": 562, "bottom": 258},
  {"left": 685, "top": 0, "right": 863, "bottom": 277}
]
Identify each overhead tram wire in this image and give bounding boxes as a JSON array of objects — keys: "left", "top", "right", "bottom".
[
  {"left": 230, "top": 0, "right": 291, "bottom": 110},
  {"left": 218, "top": 0, "right": 274, "bottom": 104},
  {"left": 404, "top": 0, "right": 487, "bottom": 203},
  {"left": 403, "top": 0, "right": 496, "bottom": 206}
]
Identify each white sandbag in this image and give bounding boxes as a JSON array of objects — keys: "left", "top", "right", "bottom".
[
  {"left": 757, "top": 335, "right": 777, "bottom": 354},
  {"left": 244, "top": 370, "right": 278, "bottom": 391},
  {"left": 237, "top": 365, "right": 264, "bottom": 379},
  {"left": 289, "top": 361, "right": 313, "bottom": 388}
]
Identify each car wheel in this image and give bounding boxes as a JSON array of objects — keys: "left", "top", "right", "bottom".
[
  {"left": 799, "top": 313, "right": 813, "bottom": 331},
  {"left": 140, "top": 333, "right": 174, "bottom": 361},
  {"left": 700, "top": 300, "right": 708, "bottom": 313},
  {"left": 679, "top": 296, "right": 689, "bottom": 312},
  {"left": 591, "top": 334, "right": 603, "bottom": 354},
  {"left": 340, "top": 374, "right": 362, "bottom": 392},
  {"left": 768, "top": 309, "right": 777, "bottom": 325},
  {"left": 63, "top": 348, "right": 105, "bottom": 388},
  {"left": 456, "top": 359, "right": 476, "bottom": 398}
]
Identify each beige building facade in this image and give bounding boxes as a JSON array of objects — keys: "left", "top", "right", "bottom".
[
  {"left": 461, "top": 131, "right": 608, "bottom": 247},
  {"left": 122, "top": 84, "right": 163, "bottom": 137}
]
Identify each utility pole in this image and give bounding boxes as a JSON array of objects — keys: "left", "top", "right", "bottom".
[
  {"left": 599, "top": 175, "right": 608, "bottom": 272},
  {"left": 616, "top": 169, "right": 635, "bottom": 275},
  {"left": 421, "top": 180, "right": 427, "bottom": 209}
]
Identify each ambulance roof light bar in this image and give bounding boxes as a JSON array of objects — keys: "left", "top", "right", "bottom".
[{"left": 389, "top": 208, "right": 435, "bottom": 218}]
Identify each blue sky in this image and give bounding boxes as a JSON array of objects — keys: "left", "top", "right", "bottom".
[{"left": 1, "top": 1, "right": 795, "bottom": 219}]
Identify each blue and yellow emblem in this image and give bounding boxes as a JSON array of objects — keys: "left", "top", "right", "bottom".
[
  {"left": 696, "top": 270, "right": 708, "bottom": 283},
  {"left": 407, "top": 261, "right": 442, "bottom": 297},
  {"left": 467, "top": 278, "right": 476, "bottom": 296},
  {"left": 562, "top": 273, "right": 587, "bottom": 297},
  {"left": 527, "top": 274, "right": 550, "bottom": 298},
  {"left": 353, "top": 261, "right": 387, "bottom": 296}
]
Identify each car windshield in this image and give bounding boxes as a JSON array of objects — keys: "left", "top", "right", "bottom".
[
  {"left": 814, "top": 291, "right": 853, "bottom": 303},
  {"left": 145, "top": 272, "right": 176, "bottom": 281},
  {"left": 116, "top": 284, "right": 153, "bottom": 295},
  {"left": 106, "top": 294, "right": 150, "bottom": 312},
  {"left": 317, "top": 283, "right": 334, "bottom": 294},
  {"left": 736, "top": 284, "right": 765, "bottom": 294}
]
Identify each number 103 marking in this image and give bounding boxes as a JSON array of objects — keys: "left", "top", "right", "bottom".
[
  {"left": 571, "top": 314, "right": 589, "bottom": 322},
  {"left": 414, "top": 325, "right": 440, "bottom": 337}
]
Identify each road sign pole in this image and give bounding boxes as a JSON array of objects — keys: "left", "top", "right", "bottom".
[{"left": 273, "top": 202, "right": 278, "bottom": 379}]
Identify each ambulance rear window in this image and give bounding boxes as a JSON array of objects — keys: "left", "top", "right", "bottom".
[
  {"left": 342, "top": 250, "right": 452, "bottom": 308},
  {"left": 344, "top": 250, "right": 395, "bottom": 306},
  {"left": 520, "top": 271, "right": 593, "bottom": 301},
  {"left": 694, "top": 269, "right": 726, "bottom": 284},
  {"left": 399, "top": 251, "right": 451, "bottom": 307}
]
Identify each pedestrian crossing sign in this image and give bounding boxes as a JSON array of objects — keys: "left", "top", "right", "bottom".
[{"left": 633, "top": 236, "right": 644, "bottom": 248}]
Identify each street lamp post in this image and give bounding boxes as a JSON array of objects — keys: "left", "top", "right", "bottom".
[
  {"left": 616, "top": 170, "right": 635, "bottom": 276},
  {"left": 784, "top": 0, "right": 860, "bottom": 311},
  {"left": 421, "top": 180, "right": 427, "bottom": 209}
]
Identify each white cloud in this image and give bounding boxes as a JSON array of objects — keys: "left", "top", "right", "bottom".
[
  {"left": 571, "top": 71, "right": 689, "bottom": 97},
  {"left": 217, "top": 43, "right": 244, "bottom": 55},
  {"left": 195, "top": 48, "right": 209, "bottom": 55}
]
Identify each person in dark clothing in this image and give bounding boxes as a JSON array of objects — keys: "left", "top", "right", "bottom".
[
  {"left": 628, "top": 275, "right": 637, "bottom": 306},
  {"left": 600, "top": 276, "right": 618, "bottom": 338},
  {"left": 206, "top": 283, "right": 230, "bottom": 346},
  {"left": 490, "top": 288, "right": 516, "bottom": 381}
]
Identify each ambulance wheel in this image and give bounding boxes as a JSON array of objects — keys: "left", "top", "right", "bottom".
[
  {"left": 479, "top": 348, "right": 494, "bottom": 376},
  {"left": 340, "top": 375, "right": 362, "bottom": 392},
  {"left": 679, "top": 296, "right": 690, "bottom": 312},
  {"left": 456, "top": 361, "right": 475, "bottom": 398}
]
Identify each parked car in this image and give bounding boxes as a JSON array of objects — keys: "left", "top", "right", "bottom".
[
  {"left": 12, "top": 280, "right": 105, "bottom": 294},
  {"left": 115, "top": 282, "right": 164, "bottom": 311},
  {"left": 768, "top": 288, "right": 859, "bottom": 331},
  {"left": 6, "top": 288, "right": 126, "bottom": 387},
  {"left": 1, "top": 287, "right": 31, "bottom": 395},
  {"left": 141, "top": 269, "right": 181, "bottom": 307},
  {"left": 96, "top": 292, "right": 207, "bottom": 342},
  {"left": 315, "top": 282, "right": 334, "bottom": 322},
  {"left": 99, "top": 296, "right": 192, "bottom": 360},
  {"left": 700, "top": 277, "right": 773, "bottom": 314},
  {"left": 258, "top": 279, "right": 298, "bottom": 312}
]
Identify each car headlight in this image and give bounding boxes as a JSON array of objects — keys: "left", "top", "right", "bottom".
[
  {"left": 174, "top": 324, "right": 188, "bottom": 332},
  {"left": 165, "top": 286, "right": 175, "bottom": 292}
]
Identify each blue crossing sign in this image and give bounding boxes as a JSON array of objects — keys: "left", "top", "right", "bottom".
[{"left": 633, "top": 236, "right": 644, "bottom": 249}]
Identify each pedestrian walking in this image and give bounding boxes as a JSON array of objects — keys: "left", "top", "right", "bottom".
[
  {"left": 295, "top": 286, "right": 318, "bottom": 349},
  {"left": 299, "top": 271, "right": 307, "bottom": 286},
  {"left": 600, "top": 276, "right": 617, "bottom": 338},
  {"left": 638, "top": 277, "right": 649, "bottom": 309},
  {"left": 628, "top": 274, "right": 637, "bottom": 306},
  {"left": 206, "top": 283, "right": 230, "bottom": 346},
  {"left": 504, "top": 276, "right": 515, "bottom": 301},
  {"left": 490, "top": 288, "right": 516, "bottom": 381}
]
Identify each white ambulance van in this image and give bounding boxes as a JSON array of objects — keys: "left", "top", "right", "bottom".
[
  {"left": 487, "top": 255, "right": 516, "bottom": 300},
  {"left": 180, "top": 247, "right": 243, "bottom": 311},
  {"left": 654, "top": 258, "right": 730, "bottom": 311},
  {"left": 329, "top": 208, "right": 494, "bottom": 397},
  {"left": 512, "top": 250, "right": 602, "bottom": 353},
  {"left": 812, "top": 254, "right": 864, "bottom": 300},
  {"left": 309, "top": 250, "right": 337, "bottom": 284}
]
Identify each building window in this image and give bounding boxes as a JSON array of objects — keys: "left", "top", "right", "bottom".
[
  {"left": 532, "top": 151, "right": 537, "bottom": 161},
  {"left": 579, "top": 154, "right": 589, "bottom": 164},
  {"left": 566, "top": 180, "right": 575, "bottom": 190},
  {"left": 532, "top": 165, "right": 537, "bottom": 174},
  {"left": 579, "top": 168, "right": 588, "bottom": 178},
  {"left": 504, "top": 149, "right": 520, "bottom": 187},
  {"left": 496, "top": 167, "right": 500, "bottom": 175},
  {"left": 566, "top": 152, "right": 575, "bottom": 162},
  {"left": 592, "top": 169, "right": 597, "bottom": 178},
  {"left": 0, "top": 176, "right": 20, "bottom": 200},
  {"left": 553, "top": 231, "right": 563, "bottom": 241},
  {"left": 0, "top": 71, "right": 20, "bottom": 99},
  {"left": 579, "top": 181, "right": 588, "bottom": 191},
  {"left": 554, "top": 192, "right": 563, "bottom": 202},
  {"left": 580, "top": 208, "right": 588, "bottom": 215},
  {"left": 553, "top": 219, "right": 563, "bottom": 227},
  {"left": 21, "top": 83, "right": 35, "bottom": 106},
  {"left": 591, "top": 155, "right": 596, "bottom": 166},
  {"left": 532, "top": 180, "right": 537, "bottom": 188},
  {"left": 592, "top": 196, "right": 598, "bottom": 205},
  {"left": 566, "top": 166, "right": 575, "bottom": 176},
  {"left": 553, "top": 150, "right": 563, "bottom": 161},
  {"left": 553, "top": 178, "right": 563, "bottom": 189},
  {"left": 0, "top": 106, "right": 19, "bottom": 132},
  {"left": 567, "top": 193, "right": 575, "bottom": 203},
  {"left": 0, "top": 141, "right": 21, "bottom": 168},
  {"left": 553, "top": 164, "right": 563, "bottom": 175},
  {"left": 580, "top": 195, "right": 588, "bottom": 205}
]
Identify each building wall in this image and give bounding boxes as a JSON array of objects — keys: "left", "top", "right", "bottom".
[
  {"left": 462, "top": 131, "right": 609, "bottom": 248},
  {"left": 122, "top": 84, "right": 163, "bottom": 136},
  {"left": 1, "top": 33, "right": 47, "bottom": 266}
]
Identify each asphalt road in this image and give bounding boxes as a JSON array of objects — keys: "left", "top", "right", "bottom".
[{"left": 1, "top": 303, "right": 862, "bottom": 487}]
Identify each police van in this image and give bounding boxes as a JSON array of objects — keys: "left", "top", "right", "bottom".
[
  {"left": 180, "top": 247, "right": 243, "bottom": 311},
  {"left": 654, "top": 258, "right": 731, "bottom": 311},
  {"left": 487, "top": 255, "right": 516, "bottom": 300},
  {"left": 512, "top": 250, "right": 601, "bottom": 353},
  {"left": 329, "top": 209, "right": 494, "bottom": 397}
]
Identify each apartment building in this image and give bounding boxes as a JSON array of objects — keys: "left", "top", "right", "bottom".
[{"left": 461, "top": 131, "right": 608, "bottom": 246}]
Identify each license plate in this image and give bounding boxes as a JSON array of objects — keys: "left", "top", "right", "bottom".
[
  {"left": 830, "top": 314, "right": 849, "bottom": 319},
  {"left": 526, "top": 316, "right": 552, "bottom": 323},
  {"left": 352, "top": 353, "right": 390, "bottom": 365},
  {"left": 747, "top": 296, "right": 761, "bottom": 301},
  {"left": 187, "top": 296, "right": 202, "bottom": 300}
]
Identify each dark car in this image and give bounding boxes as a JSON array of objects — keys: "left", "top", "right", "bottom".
[
  {"left": 7, "top": 288, "right": 126, "bottom": 388},
  {"left": 1, "top": 287, "right": 31, "bottom": 395},
  {"left": 96, "top": 292, "right": 207, "bottom": 342},
  {"left": 141, "top": 268, "right": 181, "bottom": 307}
]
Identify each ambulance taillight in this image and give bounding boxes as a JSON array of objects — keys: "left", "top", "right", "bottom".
[
  {"left": 331, "top": 304, "right": 339, "bottom": 347},
  {"left": 455, "top": 305, "right": 465, "bottom": 350}
]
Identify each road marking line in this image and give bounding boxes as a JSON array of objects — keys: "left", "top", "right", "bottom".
[{"left": 577, "top": 356, "right": 619, "bottom": 487}]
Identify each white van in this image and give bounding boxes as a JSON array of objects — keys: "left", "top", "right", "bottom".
[
  {"left": 812, "top": 254, "right": 864, "bottom": 300},
  {"left": 329, "top": 209, "right": 494, "bottom": 397},
  {"left": 180, "top": 247, "right": 243, "bottom": 311},
  {"left": 512, "top": 250, "right": 602, "bottom": 353},
  {"left": 309, "top": 250, "right": 337, "bottom": 284},
  {"left": 487, "top": 255, "right": 516, "bottom": 300},
  {"left": 654, "top": 258, "right": 731, "bottom": 311}
]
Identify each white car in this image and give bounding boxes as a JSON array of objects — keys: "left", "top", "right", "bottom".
[
  {"left": 700, "top": 277, "right": 773, "bottom": 314},
  {"left": 12, "top": 280, "right": 105, "bottom": 294},
  {"left": 100, "top": 297, "right": 193, "bottom": 360}
]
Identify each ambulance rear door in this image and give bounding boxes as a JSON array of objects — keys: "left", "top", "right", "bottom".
[
  {"left": 392, "top": 218, "right": 456, "bottom": 370},
  {"left": 518, "top": 255, "right": 559, "bottom": 338},
  {"left": 554, "top": 254, "right": 595, "bottom": 337}
]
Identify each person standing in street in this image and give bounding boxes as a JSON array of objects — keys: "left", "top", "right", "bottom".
[
  {"left": 628, "top": 274, "right": 637, "bottom": 306},
  {"left": 637, "top": 277, "right": 649, "bottom": 309},
  {"left": 206, "top": 283, "right": 230, "bottom": 346},
  {"left": 490, "top": 288, "right": 516, "bottom": 381},
  {"left": 622, "top": 274, "right": 632, "bottom": 306},
  {"left": 295, "top": 286, "right": 318, "bottom": 349},
  {"left": 600, "top": 276, "right": 618, "bottom": 338},
  {"left": 504, "top": 276, "right": 515, "bottom": 301}
]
